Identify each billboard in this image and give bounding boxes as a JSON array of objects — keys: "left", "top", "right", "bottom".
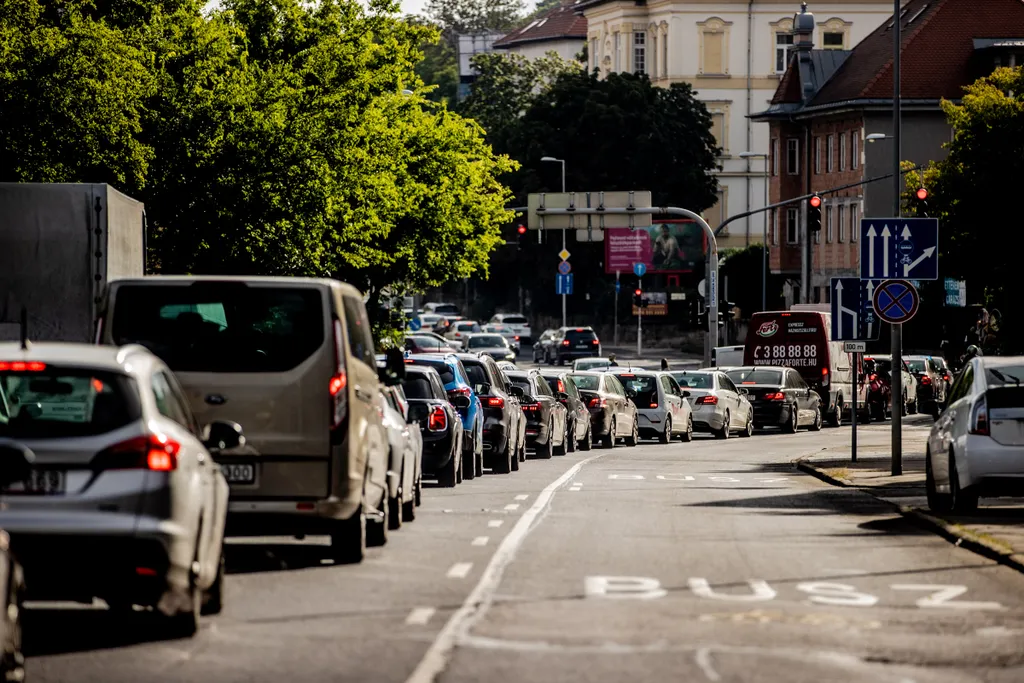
[
  {"left": 605, "top": 220, "right": 707, "bottom": 275},
  {"left": 632, "top": 292, "right": 668, "bottom": 316}
]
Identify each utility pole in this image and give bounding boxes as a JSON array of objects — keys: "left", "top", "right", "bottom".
[
  {"left": 614, "top": 271, "right": 620, "bottom": 347},
  {"left": 891, "top": 0, "right": 903, "bottom": 476},
  {"left": 637, "top": 278, "right": 643, "bottom": 358}
]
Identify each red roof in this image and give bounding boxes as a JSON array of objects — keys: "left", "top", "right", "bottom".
[
  {"left": 493, "top": 2, "right": 588, "bottom": 49},
  {"left": 813, "top": 0, "right": 1024, "bottom": 105}
]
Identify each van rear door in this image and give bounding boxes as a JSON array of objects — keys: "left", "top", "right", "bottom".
[{"left": 744, "top": 312, "right": 830, "bottom": 387}]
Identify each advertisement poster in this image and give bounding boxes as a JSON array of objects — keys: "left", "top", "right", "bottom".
[
  {"left": 605, "top": 219, "right": 707, "bottom": 275},
  {"left": 632, "top": 292, "right": 668, "bottom": 316}
]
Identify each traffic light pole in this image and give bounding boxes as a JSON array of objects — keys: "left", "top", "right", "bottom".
[
  {"left": 891, "top": 0, "right": 903, "bottom": 476},
  {"left": 637, "top": 278, "right": 643, "bottom": 358}
]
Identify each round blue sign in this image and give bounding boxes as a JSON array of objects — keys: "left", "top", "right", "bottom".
[
  {"left": 558, "top": 260, "right": 572, "bottom": 275},
  {"left": 409, "top": 317, "right": 422, "bottom": 331},
  {"left": 872, "top": 279, "right": 919, "bottom": 324},
  {"left": 633, "top": 262, "right": 647, "bottom": 278},
  {"left": 897, "top": 239, "right": 914, "bottom": 255}
]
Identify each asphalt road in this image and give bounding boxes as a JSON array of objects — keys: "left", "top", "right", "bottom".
[{"left": 25, "top": 416, "right": 1024, "bottom": 683}]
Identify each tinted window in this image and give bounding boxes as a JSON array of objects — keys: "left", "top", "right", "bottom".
[
  {"left": 409, "top": 360, "right": 455, "bottom": 384},
  {"left": 468, "top": 335, "right": 506, "bottom": 349},
  {"left": 502, "top": 316, "right": 528, "bottom": 325},
  {"left": 402, "top": 373, "right": 435, "bottom": 399},
  {"left": 461, "top": 360, "right": 489, "bottom": 387},
  {"left": 111, "top": 284, "right": 324, "bottom": 373},
  {"left": 534, "top": 376, "right": 553, "bottom": 396},
  {"left": 605, "top": 375, "right": 625, "bottom": 396},
  {"left": 727, "top": 368, "right": 784, "bottom": 385},
  {"left": 564, "top": 377, "right": 581, "bottom": 399},
  {"left": 433, "top": 304, "right": 459, "bottom": 315},
  {"left": 948, "top": 365, "right": 974, "bottom": 403},
  {"left": 342, "top": 296, "right": 376, "bottom": 366},
  {"left": 407, "top": 336, "right": 448, "bottom": 352},
  {"left": 986, "top": 365, "right": 1024, "bottom": 387},
  {"left": 0, "top": 368, "right": 141, "bottom": 438},
  {"left": 508, "top": 375, "right": 533, "bottom": 395},
  {"left": 673, "top": 372, "right": 712, "bottom": 389},
  {"left": 152, "top": 371, "right": 194, "bottom": 432},
  {"left": 570, "top": 374, "right": 600, "bottom": 391},
  {"left": 565, "top": 329, "right": 598, "bottom": 343},
  {"left": 719, "top": 375, "right": 739, "bottom": 393},
  {"left": 905, "top": 359, "right": 927, "bottom": 374},
  {"left": 618, "top": 374, "right": 657, "bottom": 404}
]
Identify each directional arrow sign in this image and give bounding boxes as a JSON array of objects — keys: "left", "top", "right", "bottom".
[
  {"left": 861, "top": 218, "right": 939, "bottom": 281},
  {"left": 831, "top": 277, "right": 881, "bottom": 341}
]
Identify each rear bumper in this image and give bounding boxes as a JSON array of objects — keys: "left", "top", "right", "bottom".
[
  {"left": 524, "top": 419, "right": 550, "bottom": 446},
  {"left": 589, "top": 409, "right": 613, "bottom": 437},
  {"left": 421, "top": 430, "right": 457, "bottom": 474},
  {"left": 692, "top": 406, "right": 726, "bottom": 432},
  {"left": 752, "top": 403, "right": 792, "bottom": 427},
  {"left": 637, "top": 409, "right": 668, "bottom": 437},
  {"left": 961, "top": 436, "right": 1024, "bottom": 492},
  {"left": 483, "top": 422, "right": 510, "bottom": 459}
]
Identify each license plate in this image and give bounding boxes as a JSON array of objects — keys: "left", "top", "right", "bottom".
[
  {"left": 575, "top": 344, "right": 589, "bottom": 349},
  {"left": 3, "top": 469, "right": 66, "bottom": 495},
  {"left": 221, "top": 463, "right": 256, "bottom": 484}
]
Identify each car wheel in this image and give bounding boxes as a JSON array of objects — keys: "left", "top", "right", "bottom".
[
  {"left": 680, "top": 416, "right": 694, "bottom": 442},
  {"left": 827, "top": 399, "right": 842, "bottom": 427},
  {"left": 566, "top": 419, "right": 576, "bottom": 453},
  {"left": 200, "top": 546, "right": 225, "bottom": 616},
  {"left": 626, "top": 417, "right": 639, "bottom": 447},
  {"left": 496, "top": 437, "right": 513, "bottom": 474},
  {"left": 388, "top": 489, "right": 403, "bottom": 531},
  {"left": 366, "top": 493, "right": 388, "bottom": 547},
  {"left": 784, "top": 407, "right": 798, "bottom": 434},
  {"left": 659, "top": 416, "right": 672, "bottom": 444},
  {"left": 414, "top": 473, "right": 423, "bottom": 507},
  {"left": 925, "top": 448, "right": 952, "bottom": 513},
  {"left": 740, "top": 412, "right": 754, "bottom": 437},
  {"left": 438, "top": 450, "right": 458, "bottom": 488},
  {"left": 402, "top": 491, "right": 417, "bottom": 522},
  {"left": 715, "top": 411, "right": 731, "bottom": 439},
  {"left": 808, "top": 405, "right": 822, "bottom": 432},
  {"left": 511, "top": 439, "right": 521, "bottom": 471},
  {"left": 909, "top": 398, "right": 918, "bottom": 415},
  {"left": 579, "top": 423, "right": 592, "bottom": 451},
  {"left": 330, "top": 509, "right": 366, "bottom": 564},
  {"left": 163, "top": 548, "right": 201, "bottom": 638},
  {"left": 554, "top": 421, "right": 568, "bottom": 456},
  {"left": 949, "top": 455, "right": 979, "bottom": 514},
  {"left": 536, "top": 424, "right": 554, "bottom": 459},
  {"left": 602, "top": 419, "right": 615, "bottom": 448},
  {"left": 462, "top": 442, "right": 476, "bottom": 480}
]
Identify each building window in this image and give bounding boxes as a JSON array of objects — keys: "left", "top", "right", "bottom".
[
  {"left": 851, "top": 131, "right": 859, "bottom": 170},
  {"left": 776, "top": 32, "right": 794, "bottom": 73},
  {"left": 651, "top": 33, "right": 657, "bottom": 77},
  {"left": 786, "top": 207, "right": 799, "bottom": 244},
  {"left": 633, "top": 31, "right": 646, "bottom": 74},
  {"left": 662, "top": 28, "right": 668, "bottom": 77},
  {"left": 699, "top": 18, "right": 730, "bottom": 75},
  {"left": 711, "top": 111, "right": 726, "bottom": 153},
  {"left": 826, "top": 134, "right": 835, "bottom": 172},
  {"left": 838, "top": 204, "right": 846, "bottom": 242},
  {"left": 589, "top": 38, "right": 599, "bottom": 70},
  {"left": 819, "top": 18, "right": 850, "bottom": 50},
  {"left": 850, "top": 203, "right": 859, "bottom": 242},
  {"left": 614, "top": 32, "right": 620, "bottom": 72},
  {"left": 823, "top": 32, "right": 844, "bottom": 49},
  {"left": 814, "top": 137, "right": 821, "bottom": 174},
  {"left": 786, "top": 139, "right": 799, "bottom": 175},
  {"left": 771, "top": 139, "right": 780, "bottom": 176},
  {"left": 839, "top": 133, "right": 847, "bottom": 171},
  {"left": 826, "top": 205, "right": 834, "bottom": 243},
  {"left": 771, "top": 209, "right": 779, "bottom": 245}
]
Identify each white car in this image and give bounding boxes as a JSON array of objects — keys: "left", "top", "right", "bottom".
[
  {"left": 573, "top": 357, "right": 613, "bottom": 372},
  {"left": 0, "top": 342, "right": 234, "bottom": 636},
  {"left": 378, "top": 386, "right": 423, "bottom": 527},
  {"left": 489, "top": 313, "right": 532, "bottom": 346},
  {"left": 483, "top": 324, "right": 521, "bottom": 353},
  {"left": 423, "top": 302, "right": 461, "bottom": 316},
  {"left": 671, "top": 369, "right": 754, "bottom": 438},
  {"left": 444, "top": 320, "right": 481, "bottom": 344},
  {"left": 607, "top": 369, "right": 694, "bottom": 442},
  {"left": 865, "top": 353, "right": 919, "bottom": 415},
  {"left": 926, "top": 356, "right": 1024, "bottom": 513}
]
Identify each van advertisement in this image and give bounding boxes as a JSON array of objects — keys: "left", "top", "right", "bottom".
[
  {"left": 747, "top": 317, "right": 824, "bottom": 368},
  {"left": 604, "top": 220, "right": 707, "bottom": 274}
]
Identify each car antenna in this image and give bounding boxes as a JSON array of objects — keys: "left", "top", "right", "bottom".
[{"left": 19, "top": 306, "right": 28, "bottom": 350}]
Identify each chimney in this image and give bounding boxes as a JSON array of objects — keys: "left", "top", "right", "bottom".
[{"left": 793, "top": 2, "right": 815, "bottom": 52}]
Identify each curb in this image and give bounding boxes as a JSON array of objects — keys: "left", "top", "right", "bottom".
[{"left": 794, "top": 458, "right": 1024, "bottom": 576}]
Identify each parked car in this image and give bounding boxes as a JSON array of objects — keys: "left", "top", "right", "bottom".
[
  {"left": 0, "top": 530, "right": 24, "bottom": 681},
  {"left": 930, "top": 355, "right": 954, "bottom": 399},
  {"left": 568, "top": 371, "right": 639, "bottom": 448},
  {"left": 505, "top": 370, "right": 568, "bottom": 458},
  {"left": 405, "top": 353, "right": 483, "bottom": 480},
  {"left": 400, "top": 365, "right": 464, "bottom": 487},
  {"left": 726, "top": 366, "right": 823, "bottom": 432},
  {"left": 539, "top": 371, "right": 593, "bottom": 451},
  {"left": 422, "top": 302, "right": 460, "bottom": 316},
  {"left": 483, "top": 323, "right": 522, "bottom": 354},
  {"left": 456, "top": 353, "right": 525, "bottom": 473},
  {"left": 926, "top": 355, "right": 1024, "bottom": 513},
  {"left": 549, "top": 327, "right": 602, "bottom": 365},
  {"left": 405, "top": 334, "right": 457, "bottom": 354},
  {"left": 608, "top": 368, "right": 694, "bottom": 443},
  {"left": 906, "top": 355, "right": 949, "bottom": 417},
  {"left": 101, "top": 276, "right": 400, "bottom": 565},
  {"left": 573, "top": 357, "right": 613, "bottom": 372},
  {"left": 496, "top": 361, "right": 519, "bottom": 372},
  {"left": 865, "top": 354, "right": 918, "bottom": 415},
  {"left": 532, "top": 329, "right": 560, "bottom": 363},
  {"left": 463, "top": 333, "right": 517, "bottom": 362},
  {"left": 378, "top": 386, "right": 422, "bottom": 528},
  {"left": 0, "top": 342, "right": 238, "bottom": 636},
  {"left": 671, "top": 370, "right": 754, "bottom": 438},
  {"left": 489, "top": 313, "right": 533, "bottom": 346}
]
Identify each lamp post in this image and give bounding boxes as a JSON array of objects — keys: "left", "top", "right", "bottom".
[
  {"left": 541, "top": 156, "right": 567, "bottom": 328},
  {"left": 740, "top": 151, "right": 770, "bottom": 312}
]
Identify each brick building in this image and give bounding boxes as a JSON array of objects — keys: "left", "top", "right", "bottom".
[{"left": 751, "top": 0, "right": 1024, "bottom": 306}]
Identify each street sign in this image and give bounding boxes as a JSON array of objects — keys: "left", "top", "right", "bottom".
[
  {"left": 559, "top": 249, "right": 571, "bottom": 261},
  {"left": 527, "top": 191, "right": 653, "bottom": 230},
  {"left": 409, "top": 317, "right": 422, "bottom": 332},
  {"left": 843, "top": 341, "right": 866, "bottom": 353},
  {"left": 697, "top": 278, "right": 706, "bottom": 299},
  {"left": 872, "top": 279, "right": 920, "bottom": 324},
  {"left": 944, "top": 277, "right": 967, "bottom": 307},
  {"left": 615, "top": 281, "right": 621, "bottom": 294},
  {"left": 859, "top": 218, "right": 939, "bottom": 280},
  {"left": 557, "top": 261, "right": 572, "bottom": 275},
  {"left": 830, "top": 277, "right": 881, "bottom": 341},
  {"left": 556, "top": 273, "right": 574, "bottom": 295},
  {"left": 633, "top": 262, "right": 647, "bottom": 278}
]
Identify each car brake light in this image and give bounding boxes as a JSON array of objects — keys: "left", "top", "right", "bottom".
[
  {"left": 331, "top": 319, "right": 347, "bottom": 429},
  {"left": 620, "top": 373, "right": 635, "bottom": 378},
  {"left": 588, "top": 397, "right": 607, "bottom": 408},
  {"left": 95, "top": 433, "right": 180, "bottom": 471},
  {"left": 556, "top": 380, "right": 565, "bottom": 392},
  {"left": 522, "top": 403, "right": 540, "bottom": 411},
  {"left": 329, "top": 373, "right": 347, "bottom": 396},
  {"left": 562, "top": 340, "right": 570, "bottom": 346},
  {"left": 514, "top": 335, "right": 520, "bottom": 341},
  {"left": 576, "top": 328, "right": 584, "bottom": 332},
  {"left": 921, "top": 376, "right": 932, "bottom": 385},
  {"left": 486, "top": 397, "right": 505, "bottom": 408},
  {"left": 869, "top": 374, "right": 878, "bottom": 382},
  {"left": 428, "top": 406, "right": 447, "bottom": 431},
  {"left": 592, "top": 339, "right": 599, "bottom": 345},
  {"left": 763, "top": 392, "right": 785, "bottom": 401},
  {"left": 970, "top": 396, "right": 988, "bottom": 435},
  {"left": 943, "top": 374, "right": 950, "bottom": 382},
  {"left": 697, "top": 395, "right": 719, "bottom": 405},
  {"left": 650, "top": 402, "right": 658, "bottom": 408},
  {"left": 0, "top": 361, "right": 46, "bottom": 372},
  {"left": 448, "top": 387, "right": 472, "bottom": 398},
  {"left": 821, "top": 366, "right": 830, "bottom": 386},
  {"left": 742, "top": 381, "right": 757, "bottom": 385}
]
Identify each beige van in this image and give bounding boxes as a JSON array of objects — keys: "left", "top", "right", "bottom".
[{"left": 97, "top": 276, "right": 402, "bottom": 564}]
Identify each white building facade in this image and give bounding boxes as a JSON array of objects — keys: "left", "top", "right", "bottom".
[{"left": 579, "top": 0, "right": 895, "bottom": 249}]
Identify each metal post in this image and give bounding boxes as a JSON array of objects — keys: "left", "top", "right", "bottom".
[
  {"left": 560, "top": 162, "right": 567, "bottom": 329},
  {"left": 762, "top": 161, "right": 769, "bottom": 312},
  {"left": 637, "top": 277, "right": 643, "bottom": 357},
  {"left": 891, "top": 0, "right": 903, "bottom": 476},
  {"left": 852, "top": 351, "right": 859, "bottom": 463},
  {"left": 614, "top": 271, "right": 620, "bottom": 347}
]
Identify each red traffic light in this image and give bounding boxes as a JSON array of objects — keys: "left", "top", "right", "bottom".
[
  {"left": 634, "top": 289, "right": 642, "bottom": 296},
  {"left": 915, "top": 188, "right": 928, "bottom": 201},
  {"left": 517, "top": 224, "right": 527, "bottom": 235},
  {"left": 809, "top": 195, "right": 822, "bottom": 208}
]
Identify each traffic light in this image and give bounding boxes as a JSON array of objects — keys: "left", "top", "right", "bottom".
[
  {"left": 516, "top": 224, "right": 527, "bottom": 249},
  {"left": 911, "top": 187, "right": 929, "bottom": 217},
  {"left": 633, "top": 288, "right": 643, "bottom": 307},
  {"left": 808, "top": 195, "right": 823, "bottom": 232}
]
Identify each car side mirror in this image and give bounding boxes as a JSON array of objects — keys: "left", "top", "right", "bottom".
[
  {"left": 509, "top": 385, "right": 524, "bottom": 399},
  {"left": 625, "top": 388, "right": 637, "bottom": 399},
  {"left": 682, "top": 390, "right": 691, "bottom": 398},
  {"left": 451, "top": 395, "right": 471, "bottom": 410},
  {"left": 379, "top": 347, "right": 406, "bottom": 386},
  {"left": 739, "top": 387, "right": 749, "bottom": 395},
  {"left": 474, "top": 382, "right": 491, "bottom": 395},
  {"left": 556, "top": 391, "right": 570, "bottom": 402},
  {"left": 0, "top": 439, "right": 34, "bottom": 489},
  {"left": 203, "top": 420, "right": 245, "bottom": 453}
]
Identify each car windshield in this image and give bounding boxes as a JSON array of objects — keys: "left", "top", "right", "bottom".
[
  {"left": 401, "top": 374, "right": 434, "bottom": 399},
  {"left": 0, "top": 367, "right": 141, "bottom": 438},
  {"left": 726, "top": 368, "right": 784, "bottom": 385},
  {"left": 409, "top": 360, "right": 455, "bottom": 384},
  {"left": 576, "top": 359, "right": 610, "bottom": 370},
  {"left": 569, "top": 374, "right": 601, "bottom": 391},
  {"left": 565, "top": 329, "right": 598, "bottom": 343},
  {"left": 468, "top": 335, "right": 506, "bottom": 349},
  {"left": 617, "top": 374, "right": 657, "bottom": 404},
  {"left": 987, "top": 365, "right": 1024, "bottom": 387},
  {"left": 673, "top": 372, "right": 713, "bottom": 389},
  {"left": 905, "top": 359, "right": 927, "bottom": 373}
]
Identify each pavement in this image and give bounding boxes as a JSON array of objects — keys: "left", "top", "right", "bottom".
[
  {"left": 796, "top": 414, "right": 1024, "bottom": 575},
  {"left": 23, "top": 415, "right": 1024, "bottom": 683}
]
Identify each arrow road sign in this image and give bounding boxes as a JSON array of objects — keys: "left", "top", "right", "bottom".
[
  {"left": 557, "top": 260, "right": 572, "bottom": 275},
  {"left": 556, "top": 273, "right": 574, "bottom": 295},
  {"left": 830, "top": 277, "right": 881, "bottom": 341},
  {"left": 633, "top": 262, "right": 647, "bottom": 278},
  {"left": 872, "top": 279, "right": 920, "bottom": 324},
  {"left": 860, "top": 218, "right": 939, "bottom": 280}
]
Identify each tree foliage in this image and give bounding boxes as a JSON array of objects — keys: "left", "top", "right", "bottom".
[
  {"left": 902, "top": 66, "right": 1024, "bottom": 351},
  {"left": 425, "top": 0, "right": 523, "bottom": 42}
]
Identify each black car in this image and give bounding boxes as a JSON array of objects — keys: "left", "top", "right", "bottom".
[
  {"left": 533, "top": 329, "right": 559, "bottom": 363},
  {"left": 549, "top": 327, "right": 602, "bottom": 365},
  {"left": 568, "top": 371, "right": 639, "bottom": 448},
  {"left": 726, "top": 366, "right": 823, "bottom": 432},
  {"left": 0, "top": 530, "right": 23, "bottom": 683},
  {"left": 539, "top": 371, "right": 593, "bottom": 451},
  {"left": 456, "top": 353, "right": 526, "bottom": 474},
  {"left": 401, "top": 365, "right": 466, "bottom": 487},
  {"left": 505, "top": 370, "right": 568, "bottom": 459}
]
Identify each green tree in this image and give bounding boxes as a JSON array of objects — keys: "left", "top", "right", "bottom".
[{"left": 425, "top": 0, "right": 524, "bottom": 43}]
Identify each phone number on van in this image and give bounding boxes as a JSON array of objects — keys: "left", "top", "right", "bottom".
[{"left": 751, "top": 344, "right": 819, "bottom": 367}]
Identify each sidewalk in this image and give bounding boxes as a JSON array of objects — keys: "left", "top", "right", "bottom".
[{"left": 795, "top": 417, "right": 1024, "bottom": 574}]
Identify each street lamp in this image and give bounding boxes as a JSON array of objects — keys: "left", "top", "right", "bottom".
[
  {"left": 541, "top": 156, "right": 568, "bottom": 327},
  {"left": 865, "top": 133, "right": 890, "bottom": 142},
  {"left": 740, "top": 151, "right": 770, "bottom": 312}
]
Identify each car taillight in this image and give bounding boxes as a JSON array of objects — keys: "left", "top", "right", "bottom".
[
  {"left": 448, "top": 387, "right": 471, "bottom": 399},
  {"left": 588, "top": 397, "right": 607, "bottom": 408},
  {"left": 650, "top": 402, "right": 658, "bottom": 408},
  {"left": 921, "top": 376, "right": 932, "bottom": 386},
  {"left": 522, "top": 403, "right": 540, "bottom": 411},
  {"left": 556, "top": 380, "right": 565, "bottom": 392},
  {"left": 763, "top": 392, "right": 785, "bottom": 401},
  {"left": 969, "top": 397, "right": 988, "bottom": 435},
  {"left": 514, "top": 335, "right": 520, "bottom": 341},
  {"left": 562, "top": 340, "right": 570, "bottom": 346},
  {"left": 869, "top": 374, "right": 878, "bottom": 383},
  {"left": 428, "top": 406, "right": 447, "bottom": 431},
  {"left": 331, "top": 319, "right": 347, "bottom": 429},
  {"left": 821, "top": 366, "right": 830, "bottom": 387},
  {"left": 486, "top": 397, "right": 505, "bottom": 408},
  {"left": 94, "top": 433, "right": 180, "bottom": 471},
  {"left": 0, "top": 361, "right": 46, "bottom": 371},
  {"left": 943, "top": 373, "right": 950, "bottom": 382},
  {"left": 697, "top": 395, "right": 719, "bottom": 405},
  {"left": 591, "top": 339, "right": 599, "bottom": 345}
]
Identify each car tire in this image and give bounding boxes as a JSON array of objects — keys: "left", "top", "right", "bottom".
[
  {"left": 566, "top": 420, "right": 576, "bottom": 453},
  {"left": 438, "top": 451, "right": 458, "bottom": 488},
  {"left": 414, "top": 473, "right": 422, "bottom": 507},
  {"left": 784, "top": 407, "right": 798, "bottom": 434},
  {"left": 330, "top": 509, "right": 366, "bottom": 564},
  {"left": 949, "top": 455, "right": 979, "bottom": 514},
  {"left": 462, "top": 442, "right": 476, "bottom": 480},
  {"left": 403, "top": 493, "right": 417, "bottom": 522},
  {"left": 680, "top": 416, "right": 694, "bottom": 442},
  {"left": 658, "top": 417, "right": 672, "bottom": 444},
  {"left": 908, "top": 398, "right": 918, "bottom": 414},
  {"left": 163, "top": 548, "right": 201, "bottom": 638},
  {"left": 579, "top": 423, "right": 592, "bottom": 451},
  {"left": 716, "top": 411, "right": 731, "bottom": 439},
  {"left": 366, "top": 494, "right": 388, "bottom": 548},
  {"left": 740, "top": 413, "right": 754, "bottom": 437},
  {"left": 626, "top": 417, "right": 639, "bottom": 447},
  {"left": 536, "top": 424, "right": 554, "bottom": 459},
  {"left": 925, "top": 448, "right": 952, "bottom": 513},
  {"left": 827, "top": 399, "right": 842, "bottom": 427},
  {"left": 200, "top": 547, "right": 225, "bottom": 616},
  {"left": 602, "top": 419, "right": 615, "bottom": 449},
  {"left": 901, "top": 392, "right": 908, "bottom": 417},
  {"left": 554, "top": 421, "right": 568, "bottom": 456},
  {"left": 388, "top": 490, "right": 403, "bottom": 531},
  {"left": 808, "top": 405, "right": 822, "bottom": 432},
  {"left": 511, "top": 439, "right": 521, "bottom": 471}
]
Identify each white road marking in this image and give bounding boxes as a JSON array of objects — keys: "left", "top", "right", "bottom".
[
  {"left": 657, "top": 474, "right": 695, "bottom": 481},
  {"left": 689, "top": 578, "right": 777, "bottom": 602},
  {"left": 405, "top": 452, "right": 608, "bottom": 683},
  {"left": 514, "top": 494, "right": 529, "bottom": 501},
  {"left": 796, "top": 582, "right": 879, "bottom": 607},
  {"left": 569, "top": 486, "right": 581, "bottom": 492},
  {"left": 471, "top": 536, "right": 489, "bottom": 547},
  {"left": 608, "top": 474, "right": 644, "bottom": 480},
  {"left": 758, "top": 478, "right": 790, "bottom": 483},
  {"left": 446, "top": 563, "right": 473, "bottom": 579},
  {"left": 487, "top": 520, "right": 503, "bottom": 528},
  {"left": 405, "top": 607, "right": 436, "bottom": 625},
  {"left": 585, "top": 576, "right": 667, "bottom": 600},
  {"left": 891, "top": 584, "right": 1005, "bottom": 610},
  {"left": 695, "top": 647, "right": 721, "bottom": 681},
  {"left": 709, "top": 476, "right": 740, "bottom": 483},
  {"left": 503, "top": 503, "right": 520, "bottom": 511},
  {"left": 976, "top": 626, "right": 1024, "bottom": 637}
]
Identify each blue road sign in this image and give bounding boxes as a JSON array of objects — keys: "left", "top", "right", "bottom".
[
  {"left": 408, "top": 317, "right": 422, "bottom": 332},
  {"left": 633, "top": 262, "right": 647, "bottom": 278},
  {"left": 859, "top": 218, "right": 939, "bottom": 281},
  {"left": 872, "top": 279, "right": 920, "bottom": 324},
  {"left": 615, "top": 281, "right": 621, "bottom": 294},
  {"left": 830, "top": 277, "right": 881, "bottom": 341},
  {"left": 558, "top": 260, "right": 572, "bottom": 275},
  {"left": 556, "top": 273, "right": 574, "bottom": 295}
]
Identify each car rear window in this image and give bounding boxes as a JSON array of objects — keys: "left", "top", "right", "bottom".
[
  {"left": 541, "top": 375, "right": 566, "bottom": 393},
  {"left": 461, "top": 361, "right": 489, "bottom": 387},
  {"left": 727, "top": 368, "right": 783, "bottom": 385},
  {"left": 0, "top": 367, "right": 142, "bottom": 438},
  {"left": 407, "top": 336, "right": 448, "bottom": 352},
  {"left": 409, "top": 359, "right": 455, "bottom": 385},
  {"left": 503, "top": 316, "right": 528, "bottom": 325},
  {"left": 566, "top": 330, "right": 598, "bottom": 343},
  {"left": 433, "top": 304, "right": 459, "bottom": 315},
  {"left": 905, "top": 359, "right": 927, "bottom": 373},
  {"left": 569, "top": 374, "right": 600, "bottom": 391},
  {"left": 673, "top": 372, "right": 712, "bottom": 389},
  {"left": 401, "top": 373, "right": 435, "bottom": 399},
  {"left": 987, "top": 365, "right": 1024, "bottom": 387},
  {"left": 111, "top": 284, "right": 324, "bottom": 373},
  {"left": 617, "top": 374, "right": 657, "bottom": 404},
  {"left": 468, "top": 335, "right": 506, "bottom": 349}
]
